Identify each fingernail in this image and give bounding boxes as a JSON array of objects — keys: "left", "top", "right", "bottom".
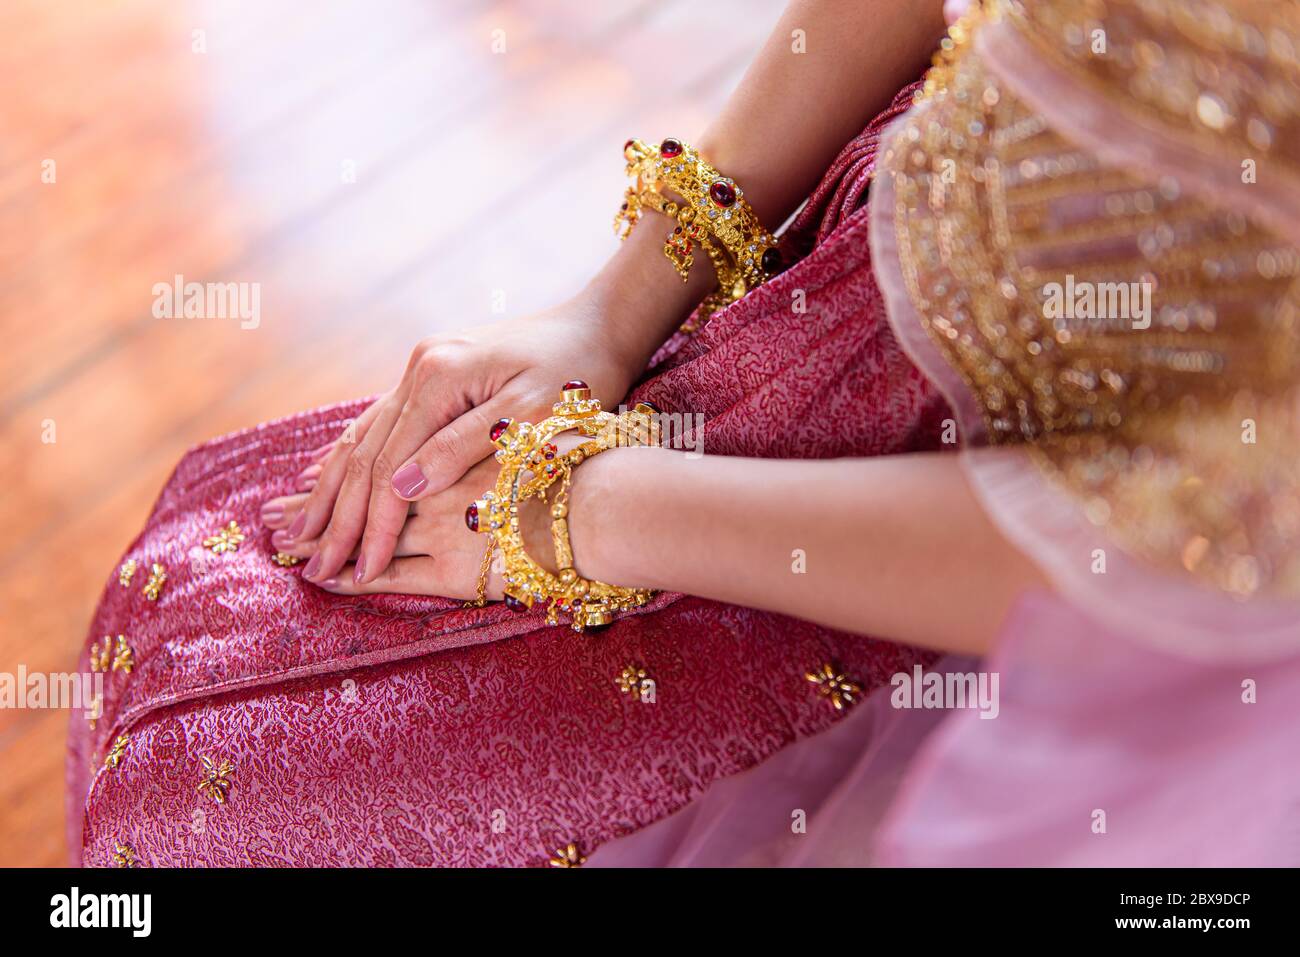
[
  {"left": 303, "top": 554, "right": 322, "bottom": 579},
  {"left": 288, "top": 511, "right": 308, "bottom": 538},
  {"left": 262, "top": 504, "right": 284, "bottom": 523},
  {"left": 353, "top": 557, "right": 367, "bottom": 584},
  {"left": 302, "top": 478, "right": 317, "bottom": 491},
  {"left": 320, "top": 578, "right": 339, "bottom": 589},
  {"left": 272, "top": 530, "right": 292, "bottom": 549},
  {"left": 391, "top": 462, "right": 428, "bottom": 499}
]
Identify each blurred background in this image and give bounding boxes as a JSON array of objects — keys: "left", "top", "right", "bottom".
[{"left": 0, "top": 0, "right": 780, "bottom": 866}]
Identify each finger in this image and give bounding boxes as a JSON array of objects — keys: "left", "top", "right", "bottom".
[
  {"left": 274, "top": 399, "right": 386, "bottom": 532},
  {"left": 391, "top": 398, "right": 514, "bottom": 504},
  {"left": 301, "top": 401, "right": 409, "bottom": 582},
  {"left": 274, "top": 516, "right": 426, "bottom": 561},
  {"left": 314, "top": 557, "right": 446, "bottom": 596},
  {"left": 289, "top": 397, "right": 393, "bottom": 547},
  {"left": 295, "top": 463, "right": 323, "bottom": 492},
  {"left": 316, "top": 552, "right": 498, "bottom": 599},
  {"left": 355, "top": 386, "right": 477, "bottom": 584},
  {"left": 261, "top": 492, "right": 309, "bottom": 530}
]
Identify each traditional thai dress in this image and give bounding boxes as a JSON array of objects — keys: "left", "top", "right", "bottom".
[
  {"left": 593, "top": 0, "right": 1300, "bottom": 866},
  {"left": 70, "top": 0, "right": 1300, "bottom": 867}
]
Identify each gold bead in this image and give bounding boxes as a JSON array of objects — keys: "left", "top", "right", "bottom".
[
  {"left": 551, "top": 502, "right": 568, "bottom": 519},
  {"left": 558, "top": 567, "right": 578, "bottom": 585},
  {"left": 571, "top": 579, "right": 589, "bottom": 598}
]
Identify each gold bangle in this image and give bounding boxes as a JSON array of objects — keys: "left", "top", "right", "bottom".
[
  {"left": 614, "top": 137, "right": 782, "bottom": 330},
  {"left": 464, "top": 380, "right": 658, "bottom": 631}
]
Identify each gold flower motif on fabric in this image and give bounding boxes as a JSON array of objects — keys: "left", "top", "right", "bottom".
[
  {"left": 806, "top": 663, "right": 861, "bottom": 711},
  {"left": 204, "top": 520, "right": 246, "bottom": 554}
]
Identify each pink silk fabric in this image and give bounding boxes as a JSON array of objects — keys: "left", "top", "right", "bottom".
[
  {"left": 592, "top": 588, "right": 1300, "bottom": 867},
  {"left": 591, "top": 7, "right": 1300, "bottom": 867},
  {"left": 67, "top": 87, "right": 944, "bottom": 867}
]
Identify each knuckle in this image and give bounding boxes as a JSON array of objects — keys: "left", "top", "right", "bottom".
[
  {"left": 343, "top": 449, "right": 372, "bottom": 484},
  {"left": 370, "top": 451, "right": 400, "bottom": 487},
  {"left": 426, "top": 426, "right": 465, "bottom": 464},
  {"left": 384, "top": 560, "right": 408, "bottom": 589}
]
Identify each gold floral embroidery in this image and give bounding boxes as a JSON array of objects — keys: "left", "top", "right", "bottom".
[
  {"left": 89, "top": 636, "right": 112, "bottom": 673},
  {"left": 104, "top": 734, "right": 129, "bottom": 770},
  {"left": 197, "top": 756, "right": 234, "bottom": 804},
  {"left": 118, "top": 559, "right": 138, "bottom": 586},
  {"left": 272, "top": 550, "right": 302, "bottom": 567},
  {"left": 142, "top": 563, "right": 167, "bottom": 601},
  {"left": 615, "top": 664, "right": 648, "bottom": 696},
  {"left": 111, "top": 635, "right": 134, "bottom": 674},
  {"left": 112, "top": 842, "right": 139, "bottom": 868},
  {"left": 204, "top": 520, "right": 246, "bottom": 554},
  {"left": 886, "top": 0, "right": 1300, "bottom": 601},
  {"left": 548, "top": 843, "right": 586, "bottom": 868},
  {"left": 806, "top": 663, "right": 861, "bottom": 711}
]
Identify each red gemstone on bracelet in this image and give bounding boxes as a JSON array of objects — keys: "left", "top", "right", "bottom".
[
  {"left": 761, "top": 247, "right": 783, "bottom": 274},
  {"left": 464, "top": 503, "right": 479, "bottom": 532},
  {"left": 504, "top": 594, "right": 527, "bottom": 612},
  {"left": 709, "top": 180, "right": 736, "bottom": 207},
  {"left": 563, "top": 379, "right": 588, "bottom": 391},
  {"left": 660, "top": 138, "right": 683, "bottom": 158},
  {"left": 489, "top": 418, "right": 512, "bottom": 442},
  {"left": 624, "top": 139, "right": 635, "bottom": 151}
]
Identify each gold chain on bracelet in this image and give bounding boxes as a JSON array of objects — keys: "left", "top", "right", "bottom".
[
  {"left": 615, "top": 138, "right": 783, "bottom": 332},
  {"left": 463, "top": 380, "right": 658, "bottom": 631}
]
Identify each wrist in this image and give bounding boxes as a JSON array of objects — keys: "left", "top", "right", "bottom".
[
  {"left": 581, "top": 218, "right": 713, "bottom": 371},
  {"left": 564, "top": 445, "right": 676, "bottom": 588}
]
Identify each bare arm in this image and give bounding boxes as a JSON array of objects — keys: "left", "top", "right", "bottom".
[
  {"left": 553, "top": 448, "right": 1048, "bottom": 656},
  {"left": 278, "top": 0, "right": 950, "bottom": 593},
  {"left": 592, "top": 0, "right": 948, "bottom": 371}
]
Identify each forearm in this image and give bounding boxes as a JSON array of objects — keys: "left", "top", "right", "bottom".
[
  {"left": 586, "top": 0, "right": 946, "bottom": 371},
  {"left": 563, "top": 448, "right": 1048, "bottom": 656}
]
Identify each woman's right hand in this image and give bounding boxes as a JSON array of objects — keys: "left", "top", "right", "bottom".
[{"left": 260, "top": 296, "right": 646, "bottom": 588}]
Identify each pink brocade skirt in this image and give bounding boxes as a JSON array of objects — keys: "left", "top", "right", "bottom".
[{"left": 67, "top": 88, "right": 944, "bottom": 867}]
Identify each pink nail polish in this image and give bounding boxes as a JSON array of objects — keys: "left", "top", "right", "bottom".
[
  {"left": 392, "top": 463, "right": 428, "bottom": 499},
  {"left": 272, "top": 530, "right": 292, "bottom": 549},
  {"left": 353, "top": 557, "right": 367, "bottom": 584},
  {"left": 321, "top": 578, "right": 339, "bottom": 589},
  {"left": 288, "top": 511, "right": 308, "bottom": 538},
  {"left": 262, "top": 504, "right": 284, "bottom": 523},
  {"left": 303, "top": 554, "right": 321, "bottom": 579}
]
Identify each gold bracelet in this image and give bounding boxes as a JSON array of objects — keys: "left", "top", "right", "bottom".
[
  {"left": 615, "top": 137, "right": 782, "bottom": 330},
  {"left": 464, "top": 380, "right": 657, "bottom": 631}
]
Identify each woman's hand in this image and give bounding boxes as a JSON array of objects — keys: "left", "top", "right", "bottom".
[
  {"left": 260, "top": 297, "right": 641, "bottom": 588},
  {"left": 267, "top": 454, "right": 508, "bottom": 599}
]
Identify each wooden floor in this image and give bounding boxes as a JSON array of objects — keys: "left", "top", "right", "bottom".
[{"left": 0, "top": 0, "right": 779, "bottom": 867}]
